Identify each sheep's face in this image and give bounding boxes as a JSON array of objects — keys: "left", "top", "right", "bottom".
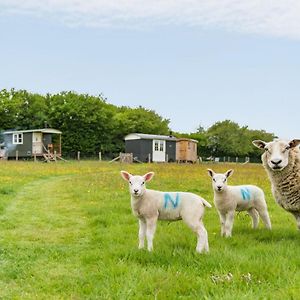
[
  {"left": 120, "top": 171, "right": 154, "bottom": 197},
  {"left": 252, "top": 139, "right": 300, "bottom": 171},
  {"left": 207, "top": 169, "right": 233, "bottom": 192}
]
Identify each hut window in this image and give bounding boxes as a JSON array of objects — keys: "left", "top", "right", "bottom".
[
  {"left": 159, "top": 141, "right": 164, "bottom": 151},
  {"left": 13, "top": 133, "right": 23, "bottom": 145},
  {"left": 154, "top": 141, "right": 159, "bottom": 151}
]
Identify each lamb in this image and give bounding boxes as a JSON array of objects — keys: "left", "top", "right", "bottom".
[
  {"left": 207, "top": 169, "right": 271, "bottom": 237},
  {"left": 252, "top": 138, "right": 300, "bottom": 229},
  {"left": 120, "top": 171, "right": 212, "bottom": 253}
]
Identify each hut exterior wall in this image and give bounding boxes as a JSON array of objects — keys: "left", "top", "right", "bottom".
[
  {"left": 176, "top": 140, "right": 197, "bottom": 162},
  {"left": 125, "top": 139, "right": 152, "bottom": 162},
  {"left": 166, "top": 141, "right": 176, "bottom": 162},
  {"left": 5, "top": 132, "right": 33, "bottom": 157}
]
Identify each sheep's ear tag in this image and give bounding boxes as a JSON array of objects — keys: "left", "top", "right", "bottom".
[
  {"left": 144, "top": 172, "right": 154, "bottom": 182},
  {"left": 120, "top": 171, "right": 131, "bottom": 181}
]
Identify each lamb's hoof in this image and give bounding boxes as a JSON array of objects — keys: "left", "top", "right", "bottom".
[{"left": 196, "top": 247, "right": 209, "bottom": 254}]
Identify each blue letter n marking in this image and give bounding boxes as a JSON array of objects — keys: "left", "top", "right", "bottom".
[
  {"left": 164, "top": 193, "right": 180, "bottom": 209},
  {"left": 240, "top": 187, "right": 251, "bottom": 201}
]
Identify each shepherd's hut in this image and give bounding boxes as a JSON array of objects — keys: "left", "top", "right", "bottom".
[
  {"left": 1, "top": 128, "right": 62, "bottom": 160},
  {"left": 124, "top": 133, "right": 177, "bottom": 162},
  {"left": 176, "top": 138, "right": 198, "bottom": 163}
]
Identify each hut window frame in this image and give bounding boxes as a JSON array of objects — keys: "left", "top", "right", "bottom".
[
  {"left": 13, "top": 133, "right": 23, "bottom": 145},
  {"left": 159, "top": 141, "right": 164, "bottom": 152},
  {"left": 154, "top": 140, "right": 164, "bottom": 152}
]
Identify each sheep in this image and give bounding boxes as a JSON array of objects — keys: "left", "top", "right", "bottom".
[
  {"left": 120, "top": 171, "right": 211, "bottom": 253},
  {"left": 252, "top": 138, "right": 300, "bottom": 229},
  {"left": 207, "top": 169, "right": 271, "bottom": 237}
]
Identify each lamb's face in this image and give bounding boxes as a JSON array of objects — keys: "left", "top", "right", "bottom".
[
  {"left": 128, "top": 175, "right": 147, "bottom": 197},
  {"left": 207, "top": 169, "right": 233, "bottom": 192},
  {"left": 253, "top": 139, "right": 300, "bottom": 171},
  {"left": 120, "top": 171, "right": 154, "bottom": 197}
]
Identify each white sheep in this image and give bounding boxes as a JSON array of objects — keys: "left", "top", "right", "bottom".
[
  {"left": 253, "top": 138, "right": 300, "bottom": 229},
  {"left": 120, "top": 171, "right": 211, "bottom": 253},
  {"left": 207, "top": 169, "right": 272, "bottom": 237}
]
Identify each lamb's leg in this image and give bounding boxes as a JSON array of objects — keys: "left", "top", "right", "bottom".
[
  {"left": 257, "top": 208, "right": 272, "bottom": 229},
  {"left": 138, "top": 219, "right": 146, "bottom": 249},
  {"left": 199, "top": 221, "right": 209, "bottom": 253},
  {"left": 248, "top": 207, "right": 259, "bottom": 229},
  {"left": 224, "top": 211, "right": 235, "bottom": 237},
  {"left": 218, "top": 212, "right": 226, "bottom": 236},
  {"left": 291, "top": 212, "right": 300, "bottom": 230},
  {"left": 183, "top": 219, "right": 209, "bottom": 253},
  {"left": 145, "top": 217, "right": 157, "bottom": 251}
]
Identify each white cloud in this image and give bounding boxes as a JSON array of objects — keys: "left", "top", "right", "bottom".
[{"left": 1, "top": 0, "right": 300, "bottom": 38}]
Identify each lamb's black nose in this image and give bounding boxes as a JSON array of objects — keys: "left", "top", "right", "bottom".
[
  {"left": 134, "top": 189, "right": 139, "bottom": 194},
  {"left": 217, "top": 186, "right": 222, "bottom": 191},
  {"left": 271, "top": 159, "right": 282, "bottom": 166}
]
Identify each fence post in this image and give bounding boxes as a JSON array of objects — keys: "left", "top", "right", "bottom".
[
  {"left": 54, "top": 151, "right": 57, "bottom": 162},
  {"left": 77, "top": 151, "right": 80, "bottom": 161},
  {"left": 148, "top": 153, "right": 151, "bottom": 163},
  {"left": 16, "top": 150, "right": 18, "bottom": 161},
  {"left": 166, "top": 154, "right": 168, "bottom": 163},
  {"left": 99, "top": 152, "right": 102, "bottom": 161},
  {"left": 34, "top": 151, "right": 37, "bottom": 162},
  {"left": 236, "top": 157, "right": 238, "bottom": 163}
]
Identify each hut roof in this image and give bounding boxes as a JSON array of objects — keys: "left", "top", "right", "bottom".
[
  {"left": 176, "top": 138, "right": 198, "bottom": 143},
  {"left": 3, "top": 128, "right": 62, "bottom": 134},
  {"left": 124, "top": 133, "right": 177, "bottom": 141}
]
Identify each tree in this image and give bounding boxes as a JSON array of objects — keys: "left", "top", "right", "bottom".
[
  {"left": 47, "top": 92, "right": 116, "bottom": 156},
  {"left": 112, "top": 106, "right": 170, "bottom": 153}
]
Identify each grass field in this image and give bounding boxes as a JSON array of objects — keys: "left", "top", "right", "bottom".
[{"left": 0, "top": 161, "right": 299, "bottom": 299}]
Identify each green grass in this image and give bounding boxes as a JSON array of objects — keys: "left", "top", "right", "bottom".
[{"left": 0, "top": 161, "right": 299, "bottom": 299}]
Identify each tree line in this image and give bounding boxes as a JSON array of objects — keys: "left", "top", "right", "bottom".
[{"left": 0, "top": 89, "right": 274, "bottom": 159}]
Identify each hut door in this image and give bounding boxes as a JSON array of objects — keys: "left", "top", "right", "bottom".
[
  {"left": 32, "top": 132, "right": 43, "bottom": 154},
  {"left": 152, "top": 140, "right": 166, "bottom": 162}
]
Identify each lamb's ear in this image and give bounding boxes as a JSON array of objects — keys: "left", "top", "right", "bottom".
[
  {"left": 288, "top": 139, "right": 300, "bottom": 149},
  {"left": 225, "top": 169, "right": 234, "bottom": 178},
  {"left": 143, "top": 172, "right": 154, "bottom": 182},
  {"left": 120, "top": 171, "right": 132, "bottom": 181},
  {"left": 252, "top": 140, "right": 266, "bottom": 149},
  {"left": 207, "top": 169, "right": 215, "bottom": 178}
]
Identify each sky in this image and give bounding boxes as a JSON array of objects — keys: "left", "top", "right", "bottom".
[{"left": 0, "top": 0, "right": 300, "bottom": 139}]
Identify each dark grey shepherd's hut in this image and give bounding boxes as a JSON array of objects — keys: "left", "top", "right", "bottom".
[
  {"left": 1, "top": 128, "right": 62, "bottom": 159},
  {"left": 124, "top": 133, "right": 177, "bottom": 162}
]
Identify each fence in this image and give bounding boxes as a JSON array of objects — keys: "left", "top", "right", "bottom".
[
  {"left": 203, "top": 156, "right": 261, "bottom": 164},
  {"left": 1, "top": 150, "right": 262, "bottom": 164}
]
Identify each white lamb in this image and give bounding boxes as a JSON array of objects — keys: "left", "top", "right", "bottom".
[
  {"left": 207, "top": 169, "right": 272, "bottom": 237},
  {"left": 120, "top": 171, "right": 212, "bottom": 253},
  {"left": 253, "top": 138, "right": 300, "bottom": 229}
]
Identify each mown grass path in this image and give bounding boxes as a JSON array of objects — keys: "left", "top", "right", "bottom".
[{"left": 0, "top": 162, "right": 299, "bottom": 299}]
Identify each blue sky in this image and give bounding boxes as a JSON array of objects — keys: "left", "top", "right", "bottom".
[{"left": 1, "top": 1, "right": 300, "bottom": 139}]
